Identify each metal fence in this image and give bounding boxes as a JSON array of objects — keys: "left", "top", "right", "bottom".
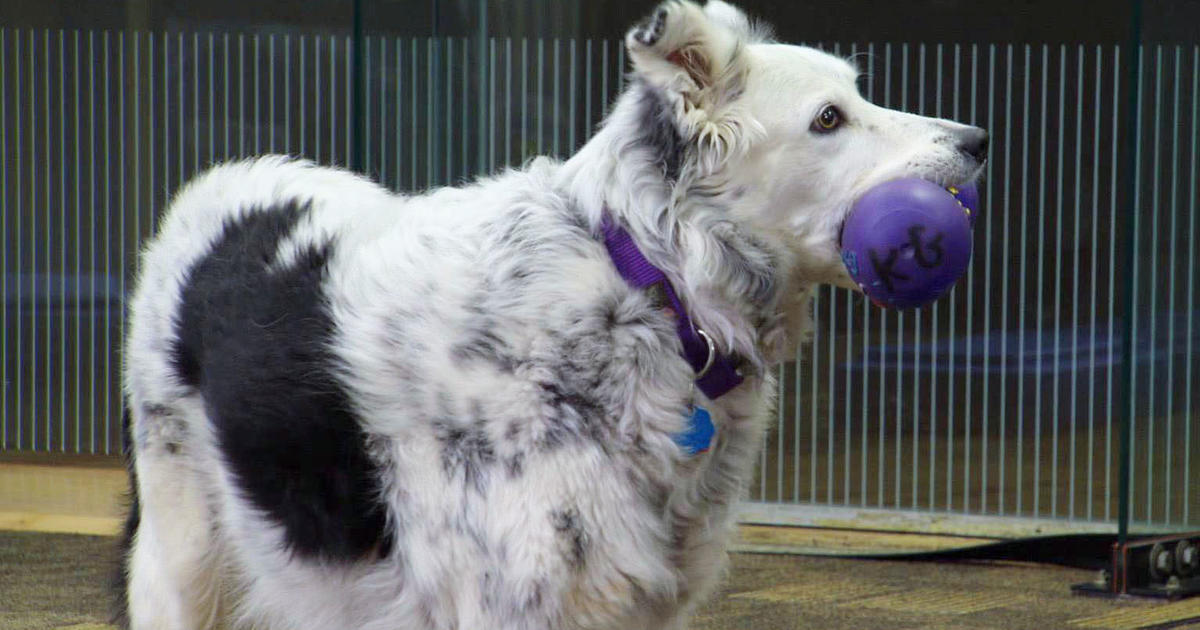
[{"left": 0, "top": 28, "right": 1196, "bottom": 533}]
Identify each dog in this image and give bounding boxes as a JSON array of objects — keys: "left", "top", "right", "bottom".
[{"left": 116, "top": 2, "right": 987, "bottom": 628}]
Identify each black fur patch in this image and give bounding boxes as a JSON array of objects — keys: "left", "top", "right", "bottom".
[
  {"left": 171, "top": 201, "right": 390, "bottom": 562},
  {"left": 635, "top": 81, "right": 685, "bottom": 183},
  {"left": 433, "top": 402, "right": 496, "bottom": 492},
  {"left": 551, "top": 507, "right": 589, "bottom": 570}
]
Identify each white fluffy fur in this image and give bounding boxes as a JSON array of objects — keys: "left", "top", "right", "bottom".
[{"left": 122, "top": 2, "right": 985, "bottom": 629}]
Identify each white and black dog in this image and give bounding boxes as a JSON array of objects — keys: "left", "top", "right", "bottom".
[{"left": 117, "top": 1, "right": 987, "bottom": 628}]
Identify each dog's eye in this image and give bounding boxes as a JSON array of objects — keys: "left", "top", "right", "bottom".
[{"left": 813, "top": 105, "right": 843, "bottom": 133}]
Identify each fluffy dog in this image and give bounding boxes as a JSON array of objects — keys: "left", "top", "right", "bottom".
[{"left": 117, "top": 2, "right": 987, "bottom": 628}]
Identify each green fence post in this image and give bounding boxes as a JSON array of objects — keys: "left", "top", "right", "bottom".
[{"left": 1117, "top": 0, "right": 1143, "bottom": 548}]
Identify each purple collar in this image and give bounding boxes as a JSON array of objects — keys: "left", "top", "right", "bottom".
[{"left": 599, "top": 214, "right": 744, "bottom": 400}]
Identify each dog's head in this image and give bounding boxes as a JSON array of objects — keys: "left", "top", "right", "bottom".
[{"left": 626, "top": 0, "right": 988, "bottom": 291}]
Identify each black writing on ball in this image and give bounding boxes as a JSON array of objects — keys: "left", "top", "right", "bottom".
[{"left": 867, "top": 224, "right": 946, "bottom": 293}]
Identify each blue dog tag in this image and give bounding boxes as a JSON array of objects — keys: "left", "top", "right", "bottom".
[{"left": 674, "top": 406, "right": 716, "bottom": 455}]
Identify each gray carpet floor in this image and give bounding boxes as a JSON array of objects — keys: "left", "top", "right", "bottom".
[{"left": 2, "top": 531, "right": 1195, "bottom": 630}]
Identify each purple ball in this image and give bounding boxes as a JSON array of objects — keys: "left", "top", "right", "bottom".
[{"left": 839, "top": 178, "right": 976, "bottom": 309}]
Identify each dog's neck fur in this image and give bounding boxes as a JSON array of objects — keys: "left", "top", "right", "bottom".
[{"left": 556, "top": 83, "right": 814, "bottom": 371}]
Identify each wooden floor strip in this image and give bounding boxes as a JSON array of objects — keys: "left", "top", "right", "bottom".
[{"left": 1068, "top": 598, "right": 1200, "bottom": 629}]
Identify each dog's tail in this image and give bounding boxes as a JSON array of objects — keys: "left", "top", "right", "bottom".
[{"left": 110, "top": 405, "right": 139, "bottom": 629}]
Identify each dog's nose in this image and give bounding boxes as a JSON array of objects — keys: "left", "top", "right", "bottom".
[{"left": 957, "top": 127, "right": 989, "bottom": 163}]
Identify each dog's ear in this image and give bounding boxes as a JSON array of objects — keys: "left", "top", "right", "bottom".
[
  {"left": 626, "top": 1, "right": 749, "bottom": 99},
  {"left": 626, "top": 1, "right": 762, "bottom": 177}
]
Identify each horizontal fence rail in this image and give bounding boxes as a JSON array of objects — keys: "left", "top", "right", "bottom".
[{"left": 0, "top": 29, "right": 1196, "bottom": 531}]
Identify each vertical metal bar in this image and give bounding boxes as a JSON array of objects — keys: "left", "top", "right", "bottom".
[
  {"left": 776, "top": 360, "right": 784, "bottom": 502},
  {"left": 505, "top": 38, "right": 511, "bottom": 168},
  {"left": 253, "top": 34, "right": 262, "bottom": 156},
  {"left": 949, "top": 41, "right": 961, "bottom": 510},
  {"left": 1015, "top": 43, "right": 1036, "bottom": 517},
  {"left": 1106, "top": 46, "right": 1121, "bottom": 522},
  {"left": 584, "top": 39, "right": 591, "bottom": 150},
  {"left": 1071, "top": 44, "right": 1085, "bottom": 521},
  {"left": 1145, "top": 45, "right": 1164, "bottom": 523},
  {"left": 102, "top": 30, "right": 111, "bottom": 452},
  {"left": 332, "top": 35, "right": 339, "bottom": 167},
  {"left": 910, "top": 41, "right": 923, "bottom": 509},
  {"left": 998, "top": 44, "right": 1017, "bottom": 513},
  {"left": 86, "top": 30, "right": 95, "bottom": 452},
  {"left": 1163, "top": 45, "right": 1181, "bottom": 524},
  {"left": 967, "top": 42, "right": 983, "bottom": 512},
  {"left": 352, "top": 0, "right": 363, "bottom": 173},
  {"left": 828, "top": 288, "right": 835, "bottom": 503},
  {"left": 1032, "top": 44, "right": 1047, "bottom": 517},
  {"left": 993, "top": 43, "right": 1012, "bottom": 514},
  {"left": 396, "top": 38, "right": 403, "bottom": 188},
  {"left": 881, "top": 42, "right": 896, "bottom": 508},
  {"left": 812, "top": 290, "right": 820, "bottom": 503},
  {"left": 842, "top": 42, "right": 856, "bottom": 506},
  {"left": 300, "top": 36, "right": 305, "bottom": 158},
  {"left": 51, "top": 28, "right": 58, "bottom": 451},
  {"left": 896, "top": 43, "right": 906, "bottom": 510},
  {"left": 121, "top": 31, "right": 128, "bottom": 452},
  {"left": 601, "top": 39, "right": 609, "bottom": 119},
  {"left": 223, "top": 34, "right": 229, "bottom": 158},
  {"left": 178, "top": 33, "right": 184, "bottom": 188},
  {"left": 242, "top": 34, "right": 248, "bottom": 159},
  {"left": 869, "top": 41, "right": 886, "bottom": 507},
  {"left": 27, "top": 29, "right": 35, "bottom": 449},
  {"left": 1050, "top": 45, "right": 1068, "bottom": 517},
  {"left": 284, "top": 35, "right": 290, "bottom": 156},
  {"left": 489, "top": 38, "right": 497, "bottom": 173},
  {"left": 411, "top": 38, "right": 417, "bottom": 188},
  {"left": 878, "top": 40, "right": 888, "bottom": 506},
  {"left": 795, "top": 313, "right": 803, "bottom": 504},
  {"left": 1087, "top": 45, "right": 1103, "bottom": 521},
  {"left": 26, "top": 28, "right": 36, "bottom": 449},
  {"left": 461, "top": 38, "right": 468, "bottom": 179},
  {"left": 569, "top": 39, "right": 576, "bottom": 153},
  {"left": 521, "top": 38, "right": 527, "bottom": 161},
  {"left": 552, "top": 38, "right": 560, "bottom": 156},
  {"left": 1184, "top": 45, "right": 1198, "bottom": 525},
  {"left": 930, "top": 42, "right": 941, "bottom": 510},
  {"left": 537, "top": 38, "right": 544, "bottom": 155},
  {"left": 863, "top": 42, "right": 873, "bottom": 508},
  {"left": 12, "top": 28, "right": 21, "bottom": 449},
  {"left": 193, "top": 33, "right": 199, "bottom": 175},
  {"left": 377, "top": 37, "right": 384, "bottom": 184},
  {"left": 268, "top": 34, "right": 275, "bottom": 155},
  {"left": 1, "top": 28, "right": 7, "bottom": 450},
  {"left": 445, "top": 38, "right": 452, "bottom": 183},
  {"left": 426, "top": 37, "right": 434, "bottom": 185},
  {"left": 72, "top": 29, "right": 81, "bottom": 453},
  {"left": 240, "top": 33, "right": 247, "bottom": 159},
  {"left": 208, "top": 34, "right": 213, "bottom": 166}
]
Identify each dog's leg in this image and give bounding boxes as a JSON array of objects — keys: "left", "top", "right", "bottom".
[
  {"left": 125, "top": 402, "right": 222, "bottom": 630},
  {"left": 665, "top": 379, "right": 777, "bottom": 627}
]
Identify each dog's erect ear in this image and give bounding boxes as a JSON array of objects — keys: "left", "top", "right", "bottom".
[
  {"left": 626, "top": 1, "right": 749, "bottom": 98},
  {"left": 626, "top": 1, "right": 762, "bottom": 177}
]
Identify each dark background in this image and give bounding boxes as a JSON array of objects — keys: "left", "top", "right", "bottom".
[{"left": 3, "top": 0, "right": 1195, "bottom": 44}]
